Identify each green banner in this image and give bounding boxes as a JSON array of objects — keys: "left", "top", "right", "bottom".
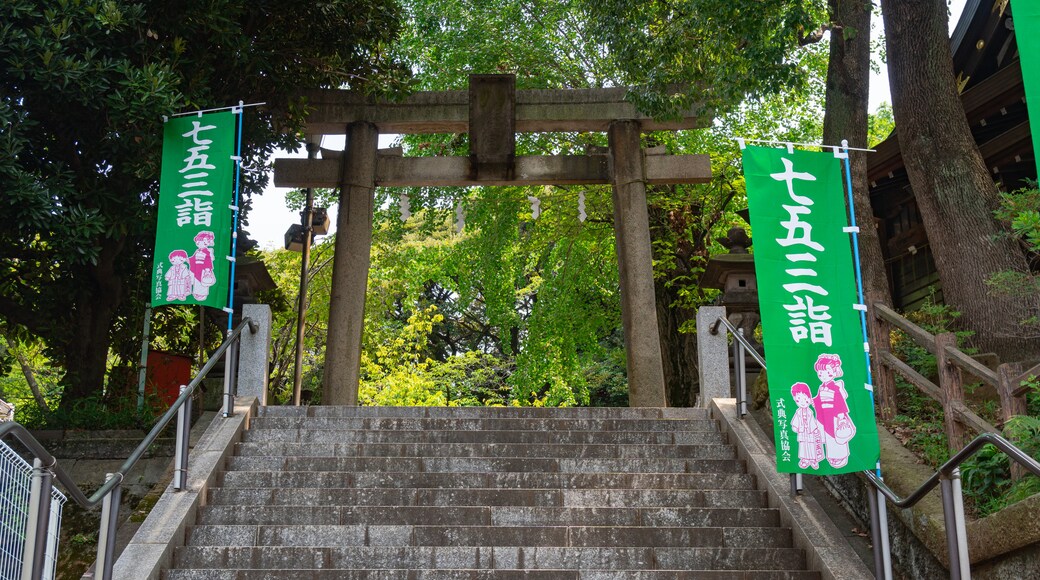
[
  {"left": 1011, "top": 0, "right": 1040, "bottom": 177},
  {"left": 743, "top": 146, "right": 879, "bottom": 475},
  {"left": 151, "top": 112, "right": 236, "bottom": 308}
]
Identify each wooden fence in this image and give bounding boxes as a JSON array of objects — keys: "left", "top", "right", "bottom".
[{"left": 870, "top": 302, "right": 1039, "bottom": 455}]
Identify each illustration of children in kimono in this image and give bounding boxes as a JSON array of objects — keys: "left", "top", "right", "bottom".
[
  {"left": 813, "top": 353, "right": 856, "bottom": 468},
  {"left": 164, "top": 249, "right": 192, "bottom": 301},
  {"left": 790, "top": 382, "right": 824, "bottom": 470},
  {"left": 189, "top": 230, "right": 217, "bottom": 301}
]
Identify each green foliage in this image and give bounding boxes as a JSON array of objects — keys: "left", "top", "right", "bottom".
[
  {"left": 994, "top": 181, "right": 1040, "bottom": 252},
  {"left": 986, "top": 182, "right": 1040, "bottom": 328},
  {"left": 867, "top": 102, "right": 895, "bottom": 147},
  {"left": 0, "top": 0, "right": 409, "bottom": 409},
  {"left": 962, "top": 415, "right": 1040, "bottom": 517},
  {"left": 577, "top": 0, "right": 828, "bottom": 119}
]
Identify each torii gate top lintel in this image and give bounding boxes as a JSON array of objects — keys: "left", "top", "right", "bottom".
[
  {"left": 299, "top": 74, "right": 708, "bottom": 136},
  {"left": 275, "top": 74, "right": 711, "bottom": 189}
]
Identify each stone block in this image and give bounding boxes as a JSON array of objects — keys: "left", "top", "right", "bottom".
[
  {"left": 697, "top": 306, "right": 732, "bottom": 406},
  {"left": 238, "top": 304, "right": 271, "bottom": 405}
]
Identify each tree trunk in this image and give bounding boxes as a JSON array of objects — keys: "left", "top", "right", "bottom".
[
  {"left": 59, "top": 237, "right": 126, "bottom": 410},
  {"left": 11, "top": 344, "right": 51, "bottom": 413},
  {"left": 881, "top": 0, "right": 1040, "bottom": 362},
  {"left": 822, "top": 0, "right": 897, "bottom": 412},
  {"left": 654, "top": 277, "right": 699, "bottom": 407}
]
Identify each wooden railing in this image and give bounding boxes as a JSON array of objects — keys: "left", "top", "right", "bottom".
[{"left": 871, "top": 302, "right": 1039, "bottom": 453}]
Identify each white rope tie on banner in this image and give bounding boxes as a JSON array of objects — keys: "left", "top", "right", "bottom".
[
  {"left": 843, "top": 226, "right": 860, "bottom": 233},
  {"left": 226, "top": 256, "right": 236, "bottom": 262},
  {"left": 853, "top": 304, "right": 868, "bottom": 311}
]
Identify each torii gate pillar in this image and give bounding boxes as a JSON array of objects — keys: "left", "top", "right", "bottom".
[
  {"left": 609, "top": 121, "right": 667, "bottom": 407},
  {"left": 323, "top": 121, "right": 378, "bottom": 406}
]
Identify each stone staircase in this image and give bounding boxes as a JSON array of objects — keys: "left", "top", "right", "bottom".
[{"left": 162, "top": 406, "right": 821, "bottom": 579}]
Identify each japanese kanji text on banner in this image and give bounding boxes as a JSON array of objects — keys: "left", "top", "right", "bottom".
[
  {"left": 742, "top": 145, "right": 880, "bottom": 475},
  {"left": 151, "top": 112, "right": 236, "bottom": 309}
]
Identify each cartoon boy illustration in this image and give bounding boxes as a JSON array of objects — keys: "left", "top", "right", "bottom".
[
  {"left": 189, "top": 230, "right": 216, "bottom": 300},
  {"left": 790, "top": 382, "right": 824, "bottom": 470},
  {"left": 165, "top": 249, "right": 192, "bottom": 301},
  {"left": 813, "top": 353, "right": 856, "bottom": 468}
]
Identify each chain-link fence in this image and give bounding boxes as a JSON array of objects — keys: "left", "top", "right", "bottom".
[{"left": 0, "top": 440, "right": 65, "bottom": 580}]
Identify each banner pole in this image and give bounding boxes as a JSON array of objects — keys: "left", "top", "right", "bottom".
[
  {"left": 225, "top": 102, "right": 245, "bottom": 335},
  {"left": 839, "top": 140, "right": 893, "bottom": 579}
]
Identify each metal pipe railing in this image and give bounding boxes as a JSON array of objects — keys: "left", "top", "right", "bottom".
[
  {"left": 709, "top": 314, "right": 1040, "bottom": 579},
  {"left": 0, "top": 316, "right": 257, "bottom": 580},
  {"left": 861, "top": 432, "right": 1040, "bottom": 580},
  {"left": 711, "top": 316, "right": 764, "bottom": 423}
]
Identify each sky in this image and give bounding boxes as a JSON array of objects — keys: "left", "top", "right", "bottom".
[{"left": 247, "top": 0, "right": 969, "bottom": 250}]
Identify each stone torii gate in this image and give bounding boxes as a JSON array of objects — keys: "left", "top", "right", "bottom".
[{"left": 274, "top": 75, "right": 711, "bottom": 407}]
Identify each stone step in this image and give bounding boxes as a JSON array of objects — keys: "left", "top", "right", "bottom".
[
  {"left": 184, "top": 524, "right": 792, "bottom": 549},
  {"left": 224, "top": 456, "right": 746, "bottom": 474},
  {"left": 195, "top": 506, "right": 783, "bottom": 528},
  {"left": 231, "top": 441, "right": 737, "bottom": 460},
  {"left": 257, "top": 406, "right": 710, "bottom": 420},
  {"left": 248, "top": 417, "right": 716, "bottom": 433},
  {"left": 216, "top": 471, "right": 757, "bottom": 490},
  {"left": 205, "top": 487, "right": 768, "bottom": 509},
  {"left": 240, "top": 428, "right": 727, "bottom": 445},
  {"left": 171, "top": 546, "right": 808, "bottom": 571},
  {"left": 165, "top": 569, "right": 820, "bottom": 579}
]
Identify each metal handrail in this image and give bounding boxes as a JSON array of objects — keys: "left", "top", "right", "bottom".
[
  {"left": 712, "top": 316, "right": 766, "bottom": 367},
  {"left": 0, "top": 316, "right": 257, "bottom": 579},
  {"left": 863, "top": 431, "right": 1040, "bottom": 508},
  {"left": 709, "top": 313, "right": 1040, "bottom": 579},
  {"left": 0, "top": 317, "right": 256, "bottom": 507},
  {"left": 861, "top": 432, "right": 1040, "bottom": 580}
]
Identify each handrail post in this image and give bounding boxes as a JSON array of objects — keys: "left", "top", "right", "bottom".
[
  {"left": 173, "top": 385, "right": 191, "bottom": 491},
  {"left": 222, "top": 334, "right": 234, "bottom": 418},
  {"left": 936, "top": 333, "right": 966, "bottom": 452},
  {"left": 867, "top": 483, "right": 886, "bottom": 579},
  {"left": 736, "top": 328, "right": 747, "bottom": 418},
  {"left": 940, "top": 467, "right": 971, "bottom": 579},
  {"left": 21, "top": 458, "right": 53, "bottom": 580},
  {"left": 95, "top": 473, "right": 122, "bottom": 580},
  {"left": 226, "top": 340, "right": 237, "bottom": 409}
]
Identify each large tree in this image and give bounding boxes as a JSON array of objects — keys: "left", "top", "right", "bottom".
[
  {"left": 880, "top": 0, "right": 1040, "bottom": 362},
  {"left": 0, "top": 0, "right": 408, "bottom": 409},
  {"left": 819, "top": 0, "right": 897, "bottom": 414}
]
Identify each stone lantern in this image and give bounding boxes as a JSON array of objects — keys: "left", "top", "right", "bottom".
[{"left": 700, "top": 226, "right": 760, "bottom": 341}]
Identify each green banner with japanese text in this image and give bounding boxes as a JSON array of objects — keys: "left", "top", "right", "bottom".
[
  {"left": 1011, "top": 0, "right": 1040, "bottom": 178},
  {"left": 743, "top": 146, "right": 879, "bottom": 475},
  {"left": 151, "top": 112, "right": 236, "bottom": 308}
]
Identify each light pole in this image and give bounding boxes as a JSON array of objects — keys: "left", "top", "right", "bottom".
[{"left": 290, "top": 137, "right": 320, "bottom": 405}]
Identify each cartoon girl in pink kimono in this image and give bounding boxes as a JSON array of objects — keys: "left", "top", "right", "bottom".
[
  {"left": 791, "top": 382, "right": 824, "bottom": 469},
  {"left": 813, "top": 353, "right": 856, "bottom": 468},
  {"left": 165, "top": 249, "right": 192, "bottom": 301},
  {"left": 189, "top": 230, "right": 216, "bottom": 300}
]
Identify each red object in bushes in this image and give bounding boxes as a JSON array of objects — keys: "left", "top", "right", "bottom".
[{"left": 146, "top": 351, "right": 193, "bottom": 408}]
